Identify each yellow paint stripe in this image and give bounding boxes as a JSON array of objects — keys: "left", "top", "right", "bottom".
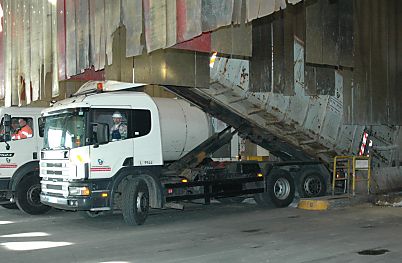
[{"left": 298, "top": 199, "right": 329, "bottom": 211}]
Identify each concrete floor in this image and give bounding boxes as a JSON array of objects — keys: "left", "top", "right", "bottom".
[{"left": 0, "top": 202, "right": 401, "bottom": 263}]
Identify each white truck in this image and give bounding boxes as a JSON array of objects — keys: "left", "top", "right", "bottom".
[
  {"left": 35, "top": 81, "right": 327, "bottom": 225},
  {"left": 0, "top": 107, "right": 51, "bottom": 214}
]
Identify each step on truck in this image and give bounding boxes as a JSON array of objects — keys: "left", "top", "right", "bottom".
[
  {"left": 0, "top": 107, "right": 51, "bottom": 214},
  {"left": 33, "top": 81, "right": 328, "bottom": 225}
]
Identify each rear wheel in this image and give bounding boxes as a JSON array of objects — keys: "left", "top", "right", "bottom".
[
  {"left": 1, "top": 203, "right": 18, "bottom": 209},
  {"left": 299, "top": 170, "right": 326, "bottom": 198},
  {"left": 122, "top": 179, "right": 149, "bottom": 226},
  {"left": 16, "top": 175, "right": 51, "bottom": 215},
  {"left": 254, "top": 170, "right": 295, "bottom": 208}
]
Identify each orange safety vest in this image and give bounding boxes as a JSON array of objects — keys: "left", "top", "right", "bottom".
[{"left": 12, "top": 125, "right": 33, "bottom": 140}]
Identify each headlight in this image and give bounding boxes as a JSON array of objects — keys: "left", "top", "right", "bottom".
[{"left": 68, "top": 186, "right": 90, "bottom": 196}]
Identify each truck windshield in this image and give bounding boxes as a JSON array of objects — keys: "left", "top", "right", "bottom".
[{"left": 43, "top": 111, "right": 87, "bottom": 150}]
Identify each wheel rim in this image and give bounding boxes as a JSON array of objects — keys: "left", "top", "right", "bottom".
[
  {"left": 304, "top": 176, "right": 322, "bottom": 196},
  {"left": 273, "top": 178, "right": 290, "bottom": 200},
  {"left": 136, "top": 192, "right": 148, "bottom": 213},
  {"left": 26, "top": 184, "right": 42, "bottom": 207}
]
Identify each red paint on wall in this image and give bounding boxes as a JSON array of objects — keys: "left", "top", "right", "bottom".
[
  {"left": 175, "top": 1, "right": 211, "bottom": 53},
  {"left": 68, "top": 67, "right": 105, "bottom": 81},
  {"left": 176, "top": 0, "right": 187, "bottom": 43},
  {"left": 173, "top": 32, "right": 211, "bottom": 53}
]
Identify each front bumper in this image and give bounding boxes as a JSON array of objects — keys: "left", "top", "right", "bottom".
[{"left": 40, "top": 191, "right": 111, "bottom": 211}]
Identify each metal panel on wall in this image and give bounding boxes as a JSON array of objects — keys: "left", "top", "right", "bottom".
[
  {"left": 272, "top": 9, "right": 294, "bottom": 96},
  {"left": 92, "top": 0, "right": 106, "bottom": 71},
  {"left": 321, "top": 0, "right": 338, "bottom": 66},
  {"left": 351, "top": 0, "right": 402, "bottom": 125},
  {"left": 65, "top": 0, "right": 77, "bottom": 78},
  {"left": 105, "top": 0, "right": 120, "bottom": 65},
  {"left": 76, "top": 0, "right": 90, "bottom": 72},
  {"left": 57, "top": 0, "right": 66, "bottom": 81},
  {"left": 143, "top": 0, "right": 169, "bottom": 53},
  {"left": 232, "top": 0, "right": 243, "bottom": 24},
  {"left": 201, "top": 0, "right": 234, "bottom": 32},
  {"left": 250, "top": 16, "right": 272, "bottom": 92},
  {"left": 122, "top": 0, "right": 143, "bottom": 57},
  {"left": 338, "top": 0, "right": 353, "bottom": 68},
  {"left": 305, "top": 0, "right": 323, "bottom": 64},
  {"left": 166, "top": 0, "right": 177, "bottom": 48},
  {"left": 370, "top": 0, "right": 388, "bottom": 124},
  {"left": 0, "top": 0, "right": 4, "bottom": 99},
  {"left": 134, "top": 50, "right": 209, "bottom": 88},
  {"left": 30, "top": 0, "right": 41, "bottom": 102},
  {"left": 211, "top": 23, "right": 252, "bottom": 57},
  {"left": 246, "top": 0, "right": 285, "bottom": 22},
  {"left": 176, "top": 0, "right": 202, "bottom": 43}
]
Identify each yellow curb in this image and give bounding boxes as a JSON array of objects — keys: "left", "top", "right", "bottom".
[{"left": 298, "top": 199, "right": 329, "bottom": 211}]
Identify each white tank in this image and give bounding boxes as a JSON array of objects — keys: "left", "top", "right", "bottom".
[{"left": 154, "top": 98, "right": 212, "bottom": 161}]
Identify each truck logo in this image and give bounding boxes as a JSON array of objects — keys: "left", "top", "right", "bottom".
[
  {"left": 0, "top": 153, "right": 14, "bottom": 157},
  {"left": 6, "top": 158, "right": 10, "bottom": 163},
  {"left": 98, "top": 159, "right": 104, "bottom": 165}
]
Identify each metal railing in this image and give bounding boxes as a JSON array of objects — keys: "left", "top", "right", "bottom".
[{"left": 332, "top": 156, "right": 371, "bottom": 196}]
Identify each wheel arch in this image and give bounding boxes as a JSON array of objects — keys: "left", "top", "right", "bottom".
[
  {"left": 111, "top": 167, "right": 164, "bottom": 209},
  {"left": 10, "top": 161, "right": 40, "bottom": 191}
]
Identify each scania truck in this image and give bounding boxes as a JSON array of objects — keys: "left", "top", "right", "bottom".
[
  {"left": 0, "top": 107, "right": 51, "bottom": 214},
  {"left": 33, "top": 81, "right": 326, "bottom": 225}
]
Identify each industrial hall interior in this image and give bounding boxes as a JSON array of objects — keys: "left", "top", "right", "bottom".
[{"left": 0, "top": 0, "right": 402, "bottom": 262}]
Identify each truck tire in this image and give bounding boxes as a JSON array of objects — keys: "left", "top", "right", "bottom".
[
  {"left": 299, "top": 170, "right": 326, "bottom": 198},
  {"left": 122, "top": 179, "right": 149, "bottom": 226},
  {"left": 254, "top": 170, "right": 295, "bottom": 208},
  {"left": 1, "top": 203, "right": 18, "bottom": 209},
  {"left": 16, "top": 175, "right": 51, "bottom": 215}
]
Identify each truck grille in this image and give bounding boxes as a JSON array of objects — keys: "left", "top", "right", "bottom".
[
  {"left": 40, "top": 160, "right": 73, "bottom": 197},
  {"left": 40, "top": 160, "right": 71, "bottom": 179}
]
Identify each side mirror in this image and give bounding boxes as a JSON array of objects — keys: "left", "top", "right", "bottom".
[
  {"left": 3, "top": 114, "right": 11, "bottom": 142},
  {"left": 92, "top": 123, "right": 109, "bottom": 146},
  {"left": 38, "top": 117, "right": 45, "bottom": 137}
]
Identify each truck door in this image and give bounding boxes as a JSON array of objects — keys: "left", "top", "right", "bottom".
[
  {"left": 88, "top": 108, "right": 134, "bottom": 179},
  {"left": 132, "top": 109, "right": 158, "bottom": 166},
  {"left": 0, "top": 117, "right": 37, "bottom": 178}
]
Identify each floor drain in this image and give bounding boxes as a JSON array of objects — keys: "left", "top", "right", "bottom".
[
  {"left": 242, "top": 229, "right": 261, "bottom": 233},
  {"left": 358, "top": 249, "right": 389, "bottom": 256}
]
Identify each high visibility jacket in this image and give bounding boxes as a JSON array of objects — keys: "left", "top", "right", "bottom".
[{"left": 12, "top": 125, "right": 33, "bottom": 140}]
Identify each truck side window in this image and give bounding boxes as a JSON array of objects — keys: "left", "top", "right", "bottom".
[
  {"left": 132, "top": 109, "right": 151, "bottom": 138},
  {"left": 11, "top": 117, "right": 34, "bottom": 140},
  {"left": 91, "top": 109, "right": 130, "bottom": 142}
]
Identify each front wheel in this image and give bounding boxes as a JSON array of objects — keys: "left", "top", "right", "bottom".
[
  {"left": 16, "top": 175, "right": 51, "bottom": 215},
  {"left": 122, "top": 179, "right": 149, "bottom": 226},
  {"left": 254, "top": 170, "right": 295, "bottom": 208}
]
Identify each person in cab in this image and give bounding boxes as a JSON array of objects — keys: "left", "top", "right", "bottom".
[
  {"left": 12, "top": 118, "right": 33, "bottom": 140},
  {"left": 110, "top": 111, "right": 127, "bottom": 141}
]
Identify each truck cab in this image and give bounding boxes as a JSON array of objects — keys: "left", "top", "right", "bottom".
[{"left": 0, "top": 107, "right": 51, "bottom": 214}]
